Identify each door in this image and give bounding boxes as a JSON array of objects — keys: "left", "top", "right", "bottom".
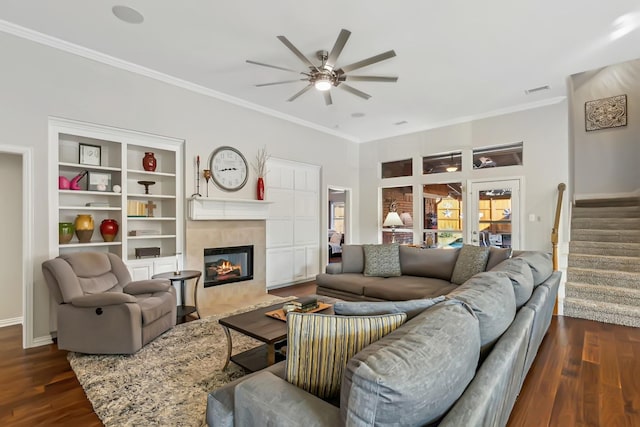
[
  {"left": 328, "top": 187, "right": 349, "bottom": 263},
  {"left": 467, "top": 179, "right": 521, "bottom": 249}
]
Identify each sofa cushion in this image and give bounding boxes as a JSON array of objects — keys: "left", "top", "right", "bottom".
[
  {"left": 490, "top": 257, "right": 534, "bottom": 308},
  {"left": 399, "top": 246, "right": 460, "bottom": 280},
  {"left": 285, "top": 312, "right": 407, "bottom": 400},
  {"left": 315, "top": 273, "right": 384, "bottom": 296},
  {"left": 341, "top": 245, "right": 365, "bottom": 274},
  {"left": 334, "top": 296, "right": 446, "bottom": 320},
  {"left": 450, "top": 244, "right": 491, "bottom": 285},
  {"left": 363, "top": 276, "right": 457, "bottom": 300},
  {"left": 447, "top": 271, "right": 516, "bottom": 349},
  {"left": 341, "top": 300, "right": 480, "bottom": 426},
  {"left": 363, "top": 244, "right": 401, "bottom": 277},
  {"left": 515, "top": 252, "right": 553, "bottom": 286},
  {"left": 485, "top": 246, "right": 512, "bottom": 271}
]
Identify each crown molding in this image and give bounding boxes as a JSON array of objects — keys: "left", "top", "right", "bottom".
[{"left": 0, "top": 19, "right": 360, "bottom": 143}]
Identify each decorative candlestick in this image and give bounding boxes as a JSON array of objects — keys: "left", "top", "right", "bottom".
[
  {"left": 191, "top": 155, "right": 202, "bottom": 197},
  {"left": 203, "top": 169, "right": 212, "bottom": 197},
  {"left": 174, "top": 252, "right": 182, "bottom": 275}
]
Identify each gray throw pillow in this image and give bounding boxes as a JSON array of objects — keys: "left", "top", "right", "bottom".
[
  {"left": 485, "top": 246, "right": 512, "bottom": 271},
  {"left": 450, "top": 244, "right": 491, "bottom": 285},
  {"left": 363, "top": 244, "right": 401, "bottom": 277},
  {"left": 334, "top": 296, "right": 446, "bottom": 320}
]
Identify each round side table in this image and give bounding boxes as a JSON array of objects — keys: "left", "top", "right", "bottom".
[{"left": 152, "top": 270, "right": 201, "bottom": 324}]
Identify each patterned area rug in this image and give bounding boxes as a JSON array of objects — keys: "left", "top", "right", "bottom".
[{"left": 68, "top": 297, "right": 293, "bottom": 427}]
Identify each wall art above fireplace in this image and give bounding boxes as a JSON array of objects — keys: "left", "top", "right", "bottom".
[{"left": 204, "top": 245, "right": 254, "bottom": 287}]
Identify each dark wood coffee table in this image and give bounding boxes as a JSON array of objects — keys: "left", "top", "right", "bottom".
[{"left": 219, "top": 298, "right": 334, "bottom": 372}]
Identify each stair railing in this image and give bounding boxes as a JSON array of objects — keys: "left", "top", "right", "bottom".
[{"left": 551, "top": 183, "right": 566, "bottom": 314}]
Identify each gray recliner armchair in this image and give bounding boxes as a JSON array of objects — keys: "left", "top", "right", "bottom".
[{"left": 42, "top": 252, "right": 177, "bottom": 354}]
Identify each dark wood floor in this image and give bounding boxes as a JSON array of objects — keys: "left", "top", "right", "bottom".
[{"left": 1, "top": 282, "right": 638, "bottom": 426}]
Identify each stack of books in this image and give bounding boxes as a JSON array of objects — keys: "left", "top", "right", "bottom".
[{"left": 291, "top": 296, "right": 318, "bottom": 312}]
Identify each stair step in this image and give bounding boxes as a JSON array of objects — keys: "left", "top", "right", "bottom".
[
  {"left": 571, "top": 229, "right": 640, "bottom": 243},
  {"left": 571, "top": 217, "right": 640, "bottom": 230},
  {"left": 569, "top": 241, "right": 640, "bottom": 257},
  {"left": 565, "top": 282, "right": 640, "bottom": 305},
  {"left": 568, "top": 253, "right": 640, "bottom": 272},
  {"left": 563, "top": 298, "right": 640, "bottom": 327},
  {"left": 566, "top": 267, "right": 640, "bottom": 290},
  {"left": 575, "top": 197, "right": 639, "bottom": 208},
  {"left": 572, "top": 206, "right": 640, "bottom": 219}
]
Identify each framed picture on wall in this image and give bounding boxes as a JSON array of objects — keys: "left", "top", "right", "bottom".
[
  {"left": 87, "top": 171, "right": 111, "bottom": 192},
  {"left": 79, "top": 143, "right": 101, "bottom": 166},
  {"left": 585, "top": 94, "right": 627, "bottom": 131}
]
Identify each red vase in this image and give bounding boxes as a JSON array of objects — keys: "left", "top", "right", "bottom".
[
  {"left": 100, "top": 219, "right": 119, "bottom": 242},
  {"left": 143, "top": 152, "right": 157, "bottom": 172},
  {"left": 257, "top": 177, "right": 265, "bottom": 200}
]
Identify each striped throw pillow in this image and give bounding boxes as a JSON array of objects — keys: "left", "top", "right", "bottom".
[{"left": 285, "top": 312, "right": 407, "bottom": 399}]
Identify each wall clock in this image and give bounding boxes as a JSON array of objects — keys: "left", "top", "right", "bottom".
[{"left": 209, "top": 146, "right": 249, "bottom": 192}]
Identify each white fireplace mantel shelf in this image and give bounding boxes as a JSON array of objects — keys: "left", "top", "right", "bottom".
[{"left": 188, "top": 197, "right": 271, "bottom": 221}]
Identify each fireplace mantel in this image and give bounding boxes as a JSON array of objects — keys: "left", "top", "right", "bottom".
[{"left": 188, "top": 197, "right": 271, "bottom": 220}]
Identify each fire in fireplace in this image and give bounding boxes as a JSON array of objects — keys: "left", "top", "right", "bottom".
[{"left": 204, "top": 245, "right": 254, "bottom": 287}]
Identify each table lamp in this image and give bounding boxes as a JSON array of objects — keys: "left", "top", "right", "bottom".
[{"left": 383, "top": 211, "right": 404, "bottom": 243}]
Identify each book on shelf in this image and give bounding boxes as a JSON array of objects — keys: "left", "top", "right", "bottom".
[
  {"left": 128, "top": 230, "right": 160, "bottom": 236},
  {"left": 85, "top": 202, "right": 110, "bottom": 207},
  {"left": 127, "top": 200, "right": 146, "bottom": 217}
]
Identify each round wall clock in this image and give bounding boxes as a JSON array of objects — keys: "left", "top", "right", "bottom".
[{"left": 209, "top": 146, "right": 249, "bottom": 192}]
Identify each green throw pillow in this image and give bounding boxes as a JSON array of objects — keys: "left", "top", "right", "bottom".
[
  {"left": 363, "top": 244, "right": 401, "bottom": 277},
  {"left": 285, "top": 312, "right": 407, "bottom": 399},
  {"left": 450, "top": 244, "right": 491, "bottom": 285}
]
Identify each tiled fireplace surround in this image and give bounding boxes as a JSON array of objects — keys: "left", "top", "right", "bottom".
[{"left": 185, "top": 219, "right": 275, "bottom": 316}]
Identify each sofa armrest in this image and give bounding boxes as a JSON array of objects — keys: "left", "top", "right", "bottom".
[
  {"left": 124, "top": 279, "right": 171, "bottom": 295},
  {"left": 70, "top": 292, "right": 137, "bottom": 307},
  {"left": 325, "top": 263, "right": 343, "bottom": 274},
  {"left": 235, "top": 371, "right": 340, "bottom": 427}
]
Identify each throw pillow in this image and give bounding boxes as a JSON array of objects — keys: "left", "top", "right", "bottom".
[
  {"left": 485, "top": 246, "right": 512, "bottom": 271},
  {"left": 333, "top": 296, "right": 446, "bottom": 320},
  {"left": 363, "top": 244, "right": 401, "bottom": 277},
  {"left": 450, "top": 244, "right": 491, "bottom": 285},
  {"left": 285, "top": 312, "right": 407, "bottom": 399}
]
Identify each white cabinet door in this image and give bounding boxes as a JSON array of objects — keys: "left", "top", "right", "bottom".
[
  {"left": 266, "top": 247, "right": 295, "bottom": 289},
  {"left": 153, "top": 258, "right": 176, "bottom": 275},
  {"left": 129, "top": 263, "right": 153, "bottom": 281},
  {"left": 305, "top": 245, "right": 320, "bottom": 278},
  {"left": 293, "top": 247, "right": 307, "bottom": 281}
]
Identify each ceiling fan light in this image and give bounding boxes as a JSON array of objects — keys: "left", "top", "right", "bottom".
[{"left": 314, "top": 79, "right": 332, "bottom": 91}]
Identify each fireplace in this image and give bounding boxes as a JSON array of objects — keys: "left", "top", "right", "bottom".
[{"left": 204, "top": 245, "right": 254, "bottom": 287}]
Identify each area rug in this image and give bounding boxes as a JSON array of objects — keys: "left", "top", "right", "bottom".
[{"left": 68, "top": 297, "right": 294, "bottom": 427}]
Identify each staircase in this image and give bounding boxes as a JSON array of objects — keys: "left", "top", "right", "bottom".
[{"left": 563, "top": 197, "right": 640, "bottom": 327}]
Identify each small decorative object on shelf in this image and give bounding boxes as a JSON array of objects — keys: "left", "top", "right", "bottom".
[
  {"left": 138, "top": 180, "right": 155, "bottom": 194},
  {"left": 87, "top": 171, "right": 111, "bottom": 191},
  {"left": 135, "top": 247, "right": 160, "bottom": 259},
  {"left": 79, "top": 143, "right": 101, "bottom": 166},
  {"left": 202, "top": 169, "right": 212, "bottom": 197},
  {"left": 59, "top": 222, "right": 74, "bottom": 244},
  {"left": 69, "top": 170, "right": 88, "bottom": 190},
  {"left": 100, "top": 219, "right": 119, "bottom": 242},
  {"left": 191, "top": 155, "right": 202, "bottom": 197},
  {"left": 74, "top": 214, "right": 94, "bottom": 243},
  {"left": 145, "top": 200, "right": 157, "bottom": 217},
  {"left": 174, "top": 252, "right": 182, "bottom": 275},
  {"left": 112, "top": 184, "right": 121, "bottom": 193},
  {"left": 142, "top": 152, "right": 157, "bottom": 171},
  {"left": 58, "top": 176, "right": 70, "bottom": 190},
  {"left": 252, "top": 146, "right": 270, "bottom": 200}
]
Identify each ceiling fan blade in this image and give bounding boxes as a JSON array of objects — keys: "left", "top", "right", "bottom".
[
  {"left": 323, "top": 91, "right": 333, "bottom": 106},
  {"left": 338, "top": 84, "right": 371, "bottom": 100},
  {"left": 246, "top": 60, "right": 299, "bottom": 73},
  {"left": 255, "top": 79, "right": 307, "bottom": 87},
  {"left": 337, "top": 50, "right": 397, "bottom": 74},
  {"left": 287, "top": 84, "right": 313, "bottom": 102},
  {"left": 277, "top": 36, "right": 319, "bottom": 71},
  {"left": 343, "top": 75, "right": 398, "bottom": 82},
  {"left": 325, "top": 29, "right": 351, "bottom": 70}
]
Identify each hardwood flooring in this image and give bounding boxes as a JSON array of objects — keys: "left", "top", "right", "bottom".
[{"left": 0, "top": 282, "right": 638, "bottom": 426}]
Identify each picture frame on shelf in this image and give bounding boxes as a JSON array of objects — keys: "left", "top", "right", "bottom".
[
  {"left": 79, "top": 143, "right": 101, "bottom": 166},
  {"left": 87, "top": 171, "right": 112, "bottom": 192}
]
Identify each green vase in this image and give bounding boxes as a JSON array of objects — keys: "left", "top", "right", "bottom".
[{"left": 59, "top": 222, "right": 74, "bottom": 244}]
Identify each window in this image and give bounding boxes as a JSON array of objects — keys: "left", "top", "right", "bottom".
[
  {"left": 473, "top": 142, "right": 523, "bottom": 169},
  {"left": 330, "top": 202, "right": 345, "bottom": 234},
  {"left": 422, "top": 152, "right": 462, "bottom": 175},
  {"left": 381, "top": 158, "right": 413, "bottom": 178},
  {"left": 381, "top": 186, "right": 413, "bottom": 244},
  {"left": 423, "top": 183, "right": 463, "bottom": 248}
]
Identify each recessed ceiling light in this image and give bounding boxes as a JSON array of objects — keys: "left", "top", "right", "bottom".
[
  {"left": 351, "top": 112, "right": 365, "bottom": 118},
  {"left": 524, "top": 85, "right": 550, "bottom": 95},
  {"left": 112, "top": 5, "right": 144, "bottom": 24},
  {"left": 394, "top": 120, "right": 408, "bottom": 125}
]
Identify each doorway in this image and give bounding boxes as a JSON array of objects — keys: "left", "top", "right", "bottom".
[
  {"left": 327, "top": 187, "right": 350, "bottom": 264},
  {"left": 467, "top": 178, "right": 522, "bottom": 249}
]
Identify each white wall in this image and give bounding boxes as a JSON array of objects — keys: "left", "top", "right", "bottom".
[
  {"left": 0, "top": 32, "right": 359, "bottom": 341},
  {"left": 358, "top": 102, "right": 571, "bottom": 252},
  {"left": 570, "top": 58, "right": 640, "bottom": 197},
  {"left": 0, "top": 153, "right": 23, "bottom": 323}
]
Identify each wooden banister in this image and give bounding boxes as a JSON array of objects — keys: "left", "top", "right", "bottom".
[{"left": 551, "top": 183, "right": 566, "bottom": 315}]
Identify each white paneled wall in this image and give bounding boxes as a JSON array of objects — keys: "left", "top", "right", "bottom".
[{"left": 266, "top": 158, "right": 320, "bottom": 289}]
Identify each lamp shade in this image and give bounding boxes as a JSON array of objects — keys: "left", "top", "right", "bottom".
[{"left": 383, "top": 211, "right": 404, "bottom": 227}]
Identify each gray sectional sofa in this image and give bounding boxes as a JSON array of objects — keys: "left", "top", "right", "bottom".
[{"left": 206, "top": 245, "right": 560, "bottom": 426}]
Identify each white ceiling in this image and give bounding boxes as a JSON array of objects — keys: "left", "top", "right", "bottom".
[{"left": 1, "top": 1, "right": 639, "bottom": 142}]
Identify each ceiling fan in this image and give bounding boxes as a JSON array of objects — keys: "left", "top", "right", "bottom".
[{"left": 247, "top": 29, "right": 398, "bottom": 105}]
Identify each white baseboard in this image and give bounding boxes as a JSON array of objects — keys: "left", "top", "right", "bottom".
[
  {"left": 31, "top": 334, "right": 53, "bottom": 347},
  {"left": 0, "top": 316, "right": 22, "bottom": 328}
]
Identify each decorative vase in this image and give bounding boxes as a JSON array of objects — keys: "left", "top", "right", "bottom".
[
  {"left": 143, "top": 152, "right": 157, "bottom": 172},
  {"left": 74, "top": 214, "right": 94, "bottom": 243},
  {"left": 257, "top": 177, "right": 265, "bottom": 200},
  {"left": 59, "top": 222, "right": 74, "bottom": 244},
  {"left": 100, "top": 219, "right": 119, "bottom": 242}
]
